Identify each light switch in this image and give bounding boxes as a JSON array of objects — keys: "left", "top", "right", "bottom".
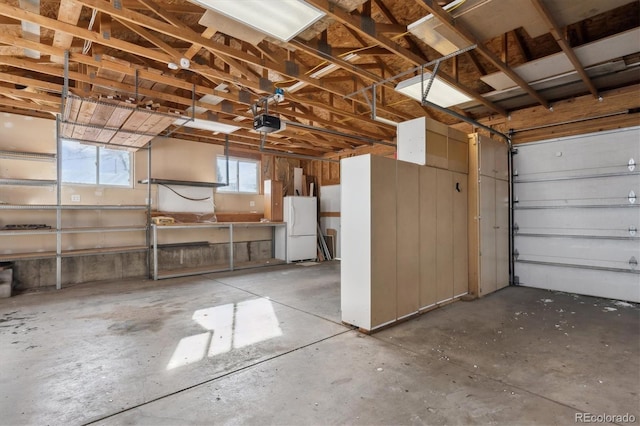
[
  {"left": 71, "top": 194, "right": 80, "bottom": 202},
  {"left": 249, "top": 201, "right": 255, "bottom": 207}
]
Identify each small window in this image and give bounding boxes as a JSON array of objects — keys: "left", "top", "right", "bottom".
[
  {"left": 61, "top": 140, "right": 132, "bottom": 186},
  {"left": 216, "top": 156, "right": 259, "bottom": 194}
]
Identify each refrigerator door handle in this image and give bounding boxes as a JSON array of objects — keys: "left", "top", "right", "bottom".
[{"left": 290, "top": 203, "right": 296, "bottom": 233}]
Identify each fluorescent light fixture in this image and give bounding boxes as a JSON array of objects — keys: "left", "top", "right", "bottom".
[
  {"left": 192, "top": 0, "right": 325, "bottom": 42},
  {"left": 175, "top": 118, "right": 240, "bottom": 134},
  {"left": 395, "top": 73, "right": 472, "bottom": 108}
]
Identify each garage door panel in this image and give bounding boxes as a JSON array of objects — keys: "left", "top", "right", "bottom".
[
  {"left": 515, "top": 175, "right": 639, "bottom": 207},
  {"left": 515, "top": 207, "right": 639, "bottom": 238},
  {"left": 513, "top": 127, "right": 640, "bottom": 302},
  {"left": 515, "top": 263, "right": 640, "bottom": 302},
  {"left": 515, "top": 235, "right": 640, "bottom": 270},
  {"left": 513, "top": 128, "right": 640, "bottom": 178}
]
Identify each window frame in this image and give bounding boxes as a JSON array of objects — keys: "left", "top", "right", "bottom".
[
  {"left": 61, "top": 139, "right": 133, "bottom": 188},
  {"left": 216, "top": 155, "right": 261, "bottom": 194}
]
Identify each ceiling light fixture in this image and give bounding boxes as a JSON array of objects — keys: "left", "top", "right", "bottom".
[
  {"left": 190, "top": 0, "right": 325, "bottom": 42},
  {"left": 175, "top": 118, "right": 241, "bottom": 134},
  {"left": 395, "top": 73, "right": 472, "bottom": 108}
]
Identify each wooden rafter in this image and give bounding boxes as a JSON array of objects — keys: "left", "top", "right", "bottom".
[
  {"left": 56, "top": 0, "right": 410, "bottom": 125},
  {"left": 416, "top": 0, "right": 550, "bottom": 109},
  {"left": 530, "top": 0, "right": 599, "bottom": 99},
  {"left": 305, "top": 0, "right": 507, "bottom": 116}
]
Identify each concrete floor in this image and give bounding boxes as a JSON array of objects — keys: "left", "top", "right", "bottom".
[{"left": 1, "top": 261, "right": 638, "bottom": 425}]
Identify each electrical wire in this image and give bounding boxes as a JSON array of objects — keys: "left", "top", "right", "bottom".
[
  {"left": 82, "top": 9, "right": 98, "bottom": 55},
  {"left": 159, "top": 183, "right": 212, "bottom": 201}
]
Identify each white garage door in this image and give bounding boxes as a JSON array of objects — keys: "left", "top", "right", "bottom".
[{"left": 513, "top": 127, "right": 640, "bottom": 302}]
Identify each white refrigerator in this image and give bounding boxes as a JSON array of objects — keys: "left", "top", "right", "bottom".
[{"left": 275, "top": 196, "right": 317, "bottom": 262}]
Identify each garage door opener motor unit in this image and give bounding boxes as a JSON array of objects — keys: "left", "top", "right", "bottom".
[{"left": 253, "top": 114, "right": 281, "bottom": 133}]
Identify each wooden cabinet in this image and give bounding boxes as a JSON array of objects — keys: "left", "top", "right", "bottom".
[
  {"left": 468, "top": 134, "right": 510, "bottom": 297},
  {"left": 396, "top": 161, "right": 420, "bottom": 319},
  {"left": 341, "top": 154, "right": 396, "bottom": 330},
  {"left": 341, "top": 153, "right": 469, "bottom": 332},
  {"left": 263, "top": 180, "right": 283, "bottom": 222}
]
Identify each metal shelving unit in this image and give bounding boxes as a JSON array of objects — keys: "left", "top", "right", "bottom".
[
  {"left": 0, "top": 114, "right": 152, "bottom": 289},
  {"left": 151, "top": 222, "right": 287, "bottom": 280}
]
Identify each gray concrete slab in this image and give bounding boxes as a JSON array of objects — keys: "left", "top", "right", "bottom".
[
  {"left": 98, "top": 331, "right": 579, "bottom": 426},
  {"left": 206, "top": 261, "right": 341, "bottom": 323},
  {"left": 0, "top": 270, "right": 347, "bottom": 425},
  {"left": 374, "top": 287, "right": 640, "bottom": 418},
  {"left": 1, "top": 262, "right": 638, "bottom": 426}
]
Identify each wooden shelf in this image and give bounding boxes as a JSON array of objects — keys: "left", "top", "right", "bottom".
[{"left": 139, "top": 178, "right": 227, "bottom": 188}]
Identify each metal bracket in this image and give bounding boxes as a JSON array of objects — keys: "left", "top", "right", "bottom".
[
  {"left": 513, "top": 223, "right": 519, "bottom": 233},
  {"left": 629, "top": 190, "right": 637, "bottom": 204},
  {"left": 629, "top": 158, "right": 636, "bottom": 172},
  {"left": 511, "top": 147, "right": 519, "bottom": 154},
  {"left": 630, "top": 226, "right": 637, "bottom": 237},
  {"left": 421, "top": 61, "right": 441, "bottom": 106},
  {"left": 630, "top": 256, "right": 638, "bottom": 270},
  {"left": 513, "top": 276, "right": 520, "bottom": 286},
  {"left": 513, "top": 249, "right": 520, "bottom": 260}
]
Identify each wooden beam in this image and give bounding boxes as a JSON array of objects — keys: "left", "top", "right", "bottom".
[
  {"left": 0, "top": 3, "right": 173, "bottom": 64},
  {"left": 68, "top": 0, "right": 415, "bottom": 125},
  {"left": 465, "top": 50, "right": 487, "bottom": 76},
  {"left": 115, "top": 18, "right": 184, "bottom": 60},
  {"left": 0, "top": 86, "right": 61, "bottom": 105},
  {"left": 52, "top": 0, "right": 83, "bottom": 62},
  {"left": 451, "top": 84, "right": 640, "bottom": 142},
  {"left": 0, "top": 29, "right": 395, "bottom": 140},
  {"left": 372, "top": 0, "right": 429, "bottom": 62},
  {"left": 184, "top": 27, "right": 216, "bottom": 60},
  {"left": 530, "top": 0, "right": 599, "bottom": 99},
  {"left": 306, "top": 0, "right": 506, "bottom": 116},
  {"left": 417, "top": 0, "right": 549, "bottom": 109},
  {"left": 0, "top": 96, "right": 59, "bottom": 114}
]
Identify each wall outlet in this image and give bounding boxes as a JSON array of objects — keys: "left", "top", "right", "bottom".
[
  {"left": 145, "top": 198, "right": 153, "bottom": 204},
  {"left": 71, "top": 194, "right": 81, "bottom": 202},
  {"left": 249, "top": 201, "right": 255, "bottom": 207}
]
